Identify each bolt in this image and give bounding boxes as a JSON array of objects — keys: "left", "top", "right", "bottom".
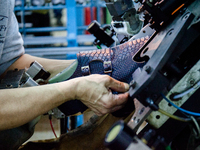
[
  {"left": 6, "top": 84, "right": 13, "bottom": 88},
  {"left": 189, "top": 79, "right": 195, "bottom": 85},
  {"left": 163, "top": 72, "right": 168, "bottom": 76},
  {"left": 138, "top": 107, "right": 145, "bottom": 115},
  {"left": 130, "top": 80, "right": 136, "bottom": 89},
  {"left": 135, "top": 118, "right": 140, "bottom": 124},
  {"left": 144, "top": 65, "right": 151, "bottom": 74},
  {"left": 146, "top": 98, "right": 153, "bottom": 105}
]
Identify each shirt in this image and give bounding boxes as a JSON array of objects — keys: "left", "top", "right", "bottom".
[{"left": 0, "top": 0, "right": 24, "bottom": 76}]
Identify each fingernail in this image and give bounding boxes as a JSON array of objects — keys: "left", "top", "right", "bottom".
[{"left": 124, "top": 83, "right": 129, "bottom": 90}]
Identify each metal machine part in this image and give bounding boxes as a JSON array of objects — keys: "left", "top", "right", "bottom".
[
  {"left": 105, "top": 120, "right": 168, "bottom": 150},
  {"left": 111, "top": 8, "right": 143, "bottom": 36},
  {"left": 104, "top": 0, "right": 143, "bottom": 42},
  {"left": 87, "top": 20, "right": 115, "bottom": 48},
  {"left": 105, "top": 0, "right": 133, "bottom": 17},
  {"left": 129, "top": 10, "right": 195, "bottom": 106},
  {"left": 21, "top": 73, "right": 39, "bottom": 87},
  {"left": 128, "top": 0, "right": 200, "bottom": 108},
  {"left": 126, "top": 137, "right": 152, "bottom": 150},
  {"left": 127, "top": 4, "right": 200, "bottom": 139},
  {"left": 0, "top": 69, "right": 25, "bottom": 89},
  {"left": 105, "top": 0, "right": 195, "bottom": 43},
  {"left": 104, "top": 0, "right": 200, "bottom": 149},
  {"left": 26, "top": 60, "right": 50, "bottom": 81},
  {"left": 127, "top": 99, "right": 151, "bottom": 132},
  {"left": 136, "top": 0, "right": 193, "bottom": 30},
  {"left": 48, "top": 108, "right": 65, "bottom": 119},
  {"left": 104, "top": 120, "right": 136, "bottom": 150},
  {"left": 128, "top": 24, "right": 155, "bottom": 42},
  {"left": 132, "top": 9, "right": 196, "bottom": 63},
  {"left": 0, "top": 61, "right": 49, "bottom": 88},
  {"left": 0, "top": 69, "right": 38, "bottom": 89},
  {"left": 147, "top": 60, "right": 200, "bottom": 128}
]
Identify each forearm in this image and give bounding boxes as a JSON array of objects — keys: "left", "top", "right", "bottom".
[
  {"left": 0, "top": 79, "right": 77, "bottom": 130},
  {"left": 3, "top": 54, "right": 75, "bottom": 79}
]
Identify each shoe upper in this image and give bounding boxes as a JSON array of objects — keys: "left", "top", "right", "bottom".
[
  {"left": 58, "top": 35, "right": 151, "bottom": 116},
  {"left": 68, "top": 35, "right": 150, "bottom": 84}
]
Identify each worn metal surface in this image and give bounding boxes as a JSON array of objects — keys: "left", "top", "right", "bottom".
[
  {"left": 147, "top": 60, "right": 200, "bottom": 128},
  {"left": 127, "top": 99, "right": 151, "bottom": 132},
  {"left": 129, "top": 10, "right": 194, "bottom": 105}
]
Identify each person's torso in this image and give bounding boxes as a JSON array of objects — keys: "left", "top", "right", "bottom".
[{"left": 0, "top": 0, "right": 24, "bottom": 75}]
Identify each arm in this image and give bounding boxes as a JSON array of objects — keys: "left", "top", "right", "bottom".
[
  {"left": 1, "top": 54, "right": 75, "bottom": 79},
  {"left": 0, "top": 75, "right": 129, "bottom": 130},
  {"left": 0, "top": 79, "right": 75, "bottom": 130},
  {"left": 0, "top": 55, "right": 129, "bottom": 130}
]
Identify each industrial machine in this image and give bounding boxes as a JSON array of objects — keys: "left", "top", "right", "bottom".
[
  {"left": 103, "top": 0, "right": 200, "bottom": 149},
  {"left": 2, "top": 0, "right": 200, "bottom": 149}
]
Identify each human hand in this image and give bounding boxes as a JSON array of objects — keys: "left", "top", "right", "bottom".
[{"left": 74, "top": 74, "right": 129, "bottom": 116}]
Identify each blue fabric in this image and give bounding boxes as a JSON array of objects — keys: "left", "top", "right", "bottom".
[{"left": 59, "top": 36, "right": 151, "bottom": 116}]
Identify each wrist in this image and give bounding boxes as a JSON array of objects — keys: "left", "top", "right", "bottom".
[
  {"left": 71, "top": 77, "right": 85, "bottom": 100},
  {"left": 54, "top": 78, "right": 79, "bottom": 102}
]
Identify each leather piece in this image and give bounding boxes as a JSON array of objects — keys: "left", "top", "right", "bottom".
[{"left": 58, "top": 35, "right": 150, "bottom": 116}]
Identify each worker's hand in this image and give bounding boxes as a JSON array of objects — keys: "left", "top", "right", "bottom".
[{"left": 74, "top": 74, "right": 129, "bottom": 116}]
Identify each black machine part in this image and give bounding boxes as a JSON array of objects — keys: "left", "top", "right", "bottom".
[
  {"left": 0, "top": 69, "right": 38, "bottom": 89},
  {"left": 26, "top": 61, "right": 50, "bottom": 81},
  {"left": 128, "top": 1, "right": 200, "bottom": 149},
  {"left": 130, "top": 9, "right": 195, "bottom": 106},
  {"left": 87, "top": 20, "right": 115, "bottom": 47},
  {"left": 105, "top": 0, "right": 134, "bottom": 17},
  {"left": 137, "top": 0, "right": 194, "bottom": 30},
  {"left": 104, "top": 0, "right": 200, "bottom": 149},
  {"left": 104, "top": 120, "right": 136, "bottom": 150},
  {"left": 104, "top": 0, "right": 143, "bottom": 41}
]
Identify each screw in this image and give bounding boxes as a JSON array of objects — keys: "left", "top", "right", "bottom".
[
  {"left": 144, "top": 65, "right": 151, "bottom": 74},
  {"left": 189, "top": 79, "right": 195, "bottom": 85},
  {"left": 6, "top": 84, "right": 13, "bottom": 88},
  {"left": 130, "top": 80, "right": 136, "bottom": 89},
  {"left": 135, "top": 118, "right": 140, "bottom": 124},
  {"left": 139, "top": 107, "right": 145, "bottom": 115}
]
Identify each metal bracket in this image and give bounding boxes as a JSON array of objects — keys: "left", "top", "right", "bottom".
[
  {"left": 147, "top": 60, "right": 200, "bottom": 128},
  {"left": 127, "top": 99, "right": 151, "bottom": 133}
]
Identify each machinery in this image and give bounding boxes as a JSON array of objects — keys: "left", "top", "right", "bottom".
[
  {"left": 2, "top": 1, "right": 200, "bottom": 149},
  {"left": 105, "top": 0, "right": 144, "bottom": 43},
  {"left": 103, "top": 0, "right": 200, "bottom": 149}
]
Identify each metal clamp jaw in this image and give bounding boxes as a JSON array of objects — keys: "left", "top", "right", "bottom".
[
  {"left": 26, "top": 61, "right": 50, "bottom": 81},
  {"left": 0, "top": 69, "right": 38, "bottom": 89}
]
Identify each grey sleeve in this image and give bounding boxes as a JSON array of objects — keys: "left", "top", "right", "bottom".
[{"left": 0, "top": 9, "right": 25, "bottom": 76}]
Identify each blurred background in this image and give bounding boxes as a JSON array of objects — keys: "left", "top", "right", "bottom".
[{"left": 14, "top": 0, "right": 111, "bottom": 59}]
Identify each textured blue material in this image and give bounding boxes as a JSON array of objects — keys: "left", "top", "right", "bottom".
[{"left": 59, "top": 35, "right": 150, "bottom": 116}]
